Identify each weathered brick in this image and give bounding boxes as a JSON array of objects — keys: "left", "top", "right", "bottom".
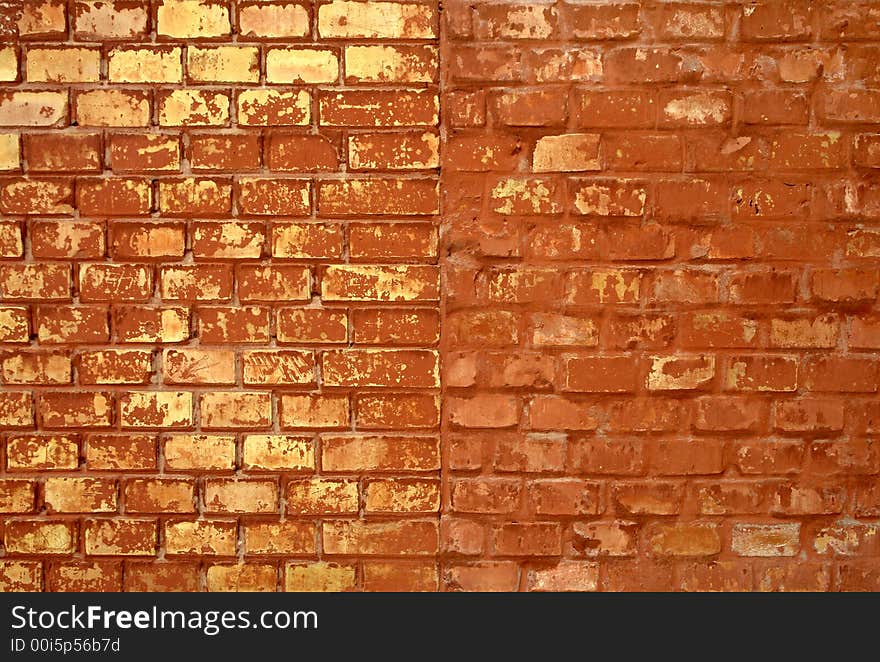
[
  {"left": 75, "top": 90, "right": 150, "bottom": 127},
  {"left": 108, "top": 46, "right": 182, "bottom": 83},
  {"left": 164, "top": 434, "right": 235, "bottom": 471}
]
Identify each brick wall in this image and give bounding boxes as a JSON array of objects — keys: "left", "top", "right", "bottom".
[
  {"left": 0, "top": 0, "right": 878, "bottom": 592},
  {"left": 440, "top": 0, "right": 880, "bottom": 592},
  {"left": 0, "top": 0, "right": 441, "bottom": 591}
]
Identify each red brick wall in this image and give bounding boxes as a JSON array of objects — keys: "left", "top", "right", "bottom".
[
  {"left": 440, "top": 0, "right": 880, "bottom": 591},
  {"left": 0, "top": 0, "right": 879, "bottom": 592},
  {"left": 0, "top": 0, "right": 441, "bottom": 591}
]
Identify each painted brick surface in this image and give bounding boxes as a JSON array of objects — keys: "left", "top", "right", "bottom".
[
  {"left": 0, "top": 0, "right": 878, "bottom": 593},
  {"left": 440, "top": 0, "right": 880, "bottom": 592},
  {"left": 0, "top": 0, "right": 441, "bottom": 592}
]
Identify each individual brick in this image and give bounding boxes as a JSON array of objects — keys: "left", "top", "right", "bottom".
[
  {"left": 319, "top": 90, "right": 437, "bottom": 127},
  {"left": 190, "top": 134, "right": 261, "bottom": 171},
  {"left": 78, "top": 264, "right": 153, "bottom": 301},
  {"left": 321, "top": 265, "right": 439, "bottom": 301},
  {"left": 84, "top": 519, "right": 156, "bottom": 556},
  {"left": 206, "top": 564, "right": 277, "bottom": 592},
  {"left": 532, "top": 134, "right": 600, "bottom": 172},
  {"left": 75, "top": 90, "right": 151, "bottom": 127},
  {"left": 237, "top": 178, "right": 310, "bottom": 216},
  {"left": 345, "top": 45, "right": 438, "bottom": 83},
  {"left": 38, "top": 392, "right": 113, "bottom": 428},
  {"left": 26, "top": 46, "right": 100, "bottom": 82},
  {"left": 321, "top": 435, "right": 439, "bottom": 472},
  {"left": 266, "top": 134, "right": 338, "bottom": 172},
  {"left": 36, "top": 306, "right": 108, "bottom": 344},
  {"left": 158, "top": 90, "right": 229, "bottom": 126},
  {"left": 114, "top": 306, "right": 189, "bottom": 344},
  {"left": 348, "top": 132, "right": 439, "bottom": 170},
  {"left": 318, "top": 1, "right": 436, "bottom": 39},
  {"left": 276, "top": 308, "right": 348, "bottom": 344},
  {"left": 285, "top": 562, "right": 355, "bottom": 592},
  {"left": 238, "top": 90, "right": 310, "bottom": 126},
  {"left": 204, "top": 478, "right": 277, "bottom": 513},
  {"left": 74, "top": 1, "right": 150, "bottom": 40},
  {"left": 163, "top": 348, "right": 235, "bottom": 385},
  {"left": 199, "top": 391, "right": 272, "bottom": 429},
  {"left": 271, "top": 223, "right": 342, "bottom": 258},
  {"left": 158, "top": 178, "right": 232, "bottom": 216},
  {"left": 192, "top": 221, "right": 264, "bottom": 259},
  {"left": 119, "top": 391, "right": 193, "bottom": 428},
  {"left": 4, "top": 520, "right": 76, "bottom": 554},
  {"left": 244, "top": 521, "right": 315, "bottom": 555},
  {"left": 76, "top": 178, "right": 151, "bottom": 216},
  {"left": 287, "top": 478, "right": 358, "bottom": 515},
  {"left": 266, "top": 47, "right": 338, "bottom": 84},
  {"left": 164, "top": 520, "right": 236, "bottom": 556},
  {"left": 160, "top": 265, "right": 234, "bottom": 301},
  {"left": 188, "top": 46, "right": 260, "bottom": 83},
  {"left": 197, "top": 306, "right": 270, "bottom": 343},
  {"left": 24, "top": 133, "right": 101, "bottom": 172},
  {"left": 164, "top": 434, "right": 235, "bottom": 471},
  {"left": 156, "top": 0, "right": 231, "bottom": 39},
  {"left": 108, "top": 46, "right": 182, "bottom": 83},
  {"left": 109, "top": 222, "right": 185, "bottom": 260},
  {"left": 280, "top": 394, "right": 349, "bottom": 429},
  {"left": 238, "top": 2, "right": 310, "bottom": 39},
  {"left": 323, "top": 520, "right": 438, "bottom": 556},
  {"left": 0, "top": 179, "right": 73, "bottom": 215},
  {"left": 76, "top": 349, "right": 153, "bottom": 384},
  {"left": 237, "top": 265, "right": 310, "bottom": 301},
  {"left": 6, "top": 434, "right": 79, "bottom": 471},
  {"left": 85, "top": 434, "right": 157, "bottom": 472},
  {"left": 44, "top": 477, "right": 117, "bottom": 513},
  {"left": 125, "top": 478, "right": 195, "bottom": 513},
  {"left": 0, "top": 91, "right": 68, "bottom": 126},
  {"left": 243, "top": 435, "right": 314, "bottom": 472}
]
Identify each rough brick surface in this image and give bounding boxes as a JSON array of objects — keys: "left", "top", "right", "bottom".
[
  {"left": 439, "top": 0, "right": 880, "bottom": 592},
  {"left": 0, "top": 0, "right": 440, "bottom": 592},
  {"left": 0, "top": 0, "right": 878, "bottom": 593}
]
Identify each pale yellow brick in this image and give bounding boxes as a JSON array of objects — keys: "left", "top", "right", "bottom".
[
  {"left": 0, "top": 47, "right": 17, "bottom": 82},
  {"left": 26, "top": 48, "right": 101, "bottom": 83},
  {"left": 318, "top": 1, "right": 436, "bottom": 39},
  {"left": 164, "top": 434, "right": 235, "bottom": 471},
  {"left": 157, "top": 0, "right": 231, "bottom": 38},
  {"left": 266, "top": 48, "right": 338, "bottom": 84},
  {"left": 76, "top": 90, "right": 150, "bottom": 127},
  {"left": 0, "top": 134, "right": 19, "bottom": 171},
  {"left": 242, "top": 435, "right": 314, "bottom": 471},
  {"left": 188, "top": 46, "right": 260, "bottom": 83},
  {"left": 108, "top": 47, "right": 183, "bottom": 83},
  {"left": 159, "top": 90, "right": 229, "bottom": 127},
  {"left": 238, "top": 3, "right": 310, "bottom": 39},
  {"left": 0, "top": 92, "right": 67, "bottom": 127},
  {"left": 285, "top": 562, "right": 356, "bottom": 592},
  {"left": 344, "top": 45, "right": 437, "bottom": 83}
]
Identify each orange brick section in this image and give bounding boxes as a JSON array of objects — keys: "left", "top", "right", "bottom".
[
  {"left": 440, "top": 0, "right": 880, "bottom": 592},
  {"left": 0, "top": 0, "right": 441, "bottom": 592},
  {"left": 0, "top": 0, "right": 879, "bottom": 594}
]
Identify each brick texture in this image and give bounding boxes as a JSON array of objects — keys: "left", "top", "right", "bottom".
[
  {"left": 0, "top": 0, "right": 440, "bottom": 592},
  {"left": 0, "top": 0, "right": 878, "bottom": 593},
  {"left": 440, "top": 0, "right": 880, "bottom": 593}
]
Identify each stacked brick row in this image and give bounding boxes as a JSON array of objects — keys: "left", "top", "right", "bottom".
[
  {"left": 441, "top": 0, "right": 880, "bottom": 591},
  {"left": 0, "top": 0, "right": 441, "bottom": 591}
]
